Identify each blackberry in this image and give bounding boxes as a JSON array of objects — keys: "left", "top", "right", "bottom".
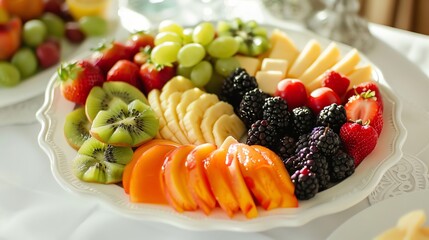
[
  {"left": 220, "top": 68, "right": 258, "bottom": 110},
  {"left": 246, "top": 119, "right": 278, "bottom": 149},
  {"left": 262, "top": 96, "right": 290, "bottom": 132},
  {"left": 238, "top": 88, "right": 270, "bottom": 128},
  {"left": 308, "top": 126, "right": 341, "bottom": 156},
  {"left": 291, "top": 166, "right": 319, "bottom": 200},
  {"left": 291, "top": 106, "right": 316, "bottom": 136},
  {"left": 283, "top": 155, "right": 301, "bottom": 176},
  {"left": 275, "top": 135, "right": 296, "bottom": 161},
  {"left": 329, "top": 149, "right": 355, "bottom": 182},
  {"left": 317, "top": 103, "right": 346, "bottom": 133},
  {"left": 295, "top": 133, "right": 310, "bottom": 153},
  {"left": 296, "top": 146, "right": 330, "bottom": 190}
]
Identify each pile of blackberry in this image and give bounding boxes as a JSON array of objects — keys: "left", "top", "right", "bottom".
[{"left": 220, "top": 68, "right": 353, "bottom": 200}]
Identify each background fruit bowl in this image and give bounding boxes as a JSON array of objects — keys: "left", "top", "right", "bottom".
[{"left": 36, "top": 25, "right": 407, "bottom": 231}]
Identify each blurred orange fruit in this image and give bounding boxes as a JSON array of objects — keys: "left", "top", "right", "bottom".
[{"left": 2, "top": 0, "right": 44, "bottom": 21}]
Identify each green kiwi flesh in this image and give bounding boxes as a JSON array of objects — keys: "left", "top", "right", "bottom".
[
  {"left": 90, "top": 99, "right": 159, "bottom": 147},
  {"left": 64, "top": 107, "right": 91, "bottom": 150},
  {"left": 72, "top": 137, "right": 133, "bottom": 184},
  {"left": 85, "top": 81, "right": 148, "bottom": 122}
]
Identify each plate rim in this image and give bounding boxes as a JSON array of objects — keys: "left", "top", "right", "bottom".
[{"left": 36, "top": 24, "right": 408, "bottom": 232}]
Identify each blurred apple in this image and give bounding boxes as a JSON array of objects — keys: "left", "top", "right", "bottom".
[{"left": 0, "top": 17, "right": 21, "bottom": 60}]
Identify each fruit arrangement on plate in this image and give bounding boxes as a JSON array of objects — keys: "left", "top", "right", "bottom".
[
  {"left": 58, "top": 18, "right": 384, "bottom": 219},
  {"left": 0, "top": 0, "right": 109, "bottom": 87}
]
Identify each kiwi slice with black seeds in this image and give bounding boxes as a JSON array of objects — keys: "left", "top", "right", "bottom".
[
  {"left": 64, "top": 107, "right": 91, "bottom": 150},
  {"left": 85, "top": 81, "right": 148, "bottom": 122},
  {"left": 90, "top": 99, "right": 159, "bottom": 147},
  {"left": 72, "top": 137, "right": 133, "bottom": 184}
]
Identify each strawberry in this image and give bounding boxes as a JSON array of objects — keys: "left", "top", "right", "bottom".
[
  {"left": 340, "top": 122, "right": 378, "bottom": 166},
  {"left": 106, "top": 60, "right": 140, "bottom": 89},
  {"left": 344, "top": 81, "right": 383, "bottom": 111},
  {"left": 371, "top": 112, "right": 383, "bottom": 136},
  {"left": 344, "top": 90, "right": 381, "bottom": 124},
  {"left": 321, "top": 70, "right": 350, "bottom": 98},
  {"left": 139, "top": 62, "right": 175, "bottom": 94},
  {"left": 125, "top": 31, "right": 155, "bottom": 57},
  {"left": 90, "top": 41, "right": 132, "bottom": 74},
  {"left": 58, "top": 60, "right": 105, "bottom": 105}
]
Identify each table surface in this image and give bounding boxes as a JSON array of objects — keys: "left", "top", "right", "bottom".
[{"left": 1, "top": 1, "right": 429, "bottom": 239}]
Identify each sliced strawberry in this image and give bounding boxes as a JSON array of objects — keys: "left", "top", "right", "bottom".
[
  {"left": 90, "top": 41, "right": 132, "bottom": 74},
  {"left": 139, "top": 62, "right": 175, "bottom": 94},
  {"left": 344, "top": 90, "right": 381, "bottom": 124},
  {"left": 321, "top": 70, "right": 350, "bottom": 98},
  {"left": 58, "top": 60, "right": 105, "bottom": 105},
  {"left": 344, "top": 81, "right": 383, "bottom": 111},
  {"left": 340, "top": 122, "right": 378, "bottom": 167},
  {"left": 106, "top": 59, "right": 140, "bottom": 89}
]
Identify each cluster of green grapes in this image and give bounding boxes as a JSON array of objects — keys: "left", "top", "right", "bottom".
[{"left": 149, "top": 19, "right": 269, "bottom": 89}]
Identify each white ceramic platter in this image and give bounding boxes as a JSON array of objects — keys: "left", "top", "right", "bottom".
[
  {"left": 36, "top": 24, "right": 407, "bottom": 232},
  {"left": 328, "top": 190, "right": 429, "bottom": 240}
]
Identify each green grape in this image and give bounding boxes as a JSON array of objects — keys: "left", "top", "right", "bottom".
[
  {"left": 177, "top": 43, "right": 205, "bottom": 67},
  {"left": 182, "top": 28, "right": 193, "bottom": 44},
  {"left": 250, "top": 36, "right": 269, "bottom": 56},
  {"left": 158, "top": 20, "right": 183, "bottom": 36},
  {"left": 0, "top": 62, "right": 21, "bottom": 87},
  {"left": 230, "top": 18, "right": 243, "bottom": 30},
  {"left": 245, "top": 20, "right": 258, "bottom": 29},
  {"left": 204, "top": 72, "right": 224, "bottom": 95},
  {"left": 23, "top": 20, "right": 47, "bottom": 47},
  {"left": 155, "top": 32, "right": 182, "bottom": 46},
  {"left": 215, "top": 57, "right": 240, "bottom": 77},
  {"left": 151, "top": 42, "right": 181, "bottom": 65},
  {"left": 192, "top": 22, "right": 215, "bottom": 46},
  {"left": 253, "top": 26, "right": 267, "bottom": 37},
  {"left": 177, "top": 64, "right": 192, "bottom": 78},
  {"left": 40, "top": 12, "right": 65, "bottom": 38},
  {"left": 216, "top": 21, "right": 231, "bottom": 33},
  {"left": 207, "top": 36, "right": 239, "bottom": 58},
  {"left": 79, "top": 16, "right": 107, "bottom": 36},
  {"left": 190, "top": 61, "right": 212, "bottom": 87},
  {"left": 11, "top": 48, "right": 38, "bottom": 79}
]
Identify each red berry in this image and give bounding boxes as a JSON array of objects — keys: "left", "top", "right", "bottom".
[
  {"left": 321, "top": 70, "right": 350, "bottom": 98},
  {"left": 36, "top": 41, "right": 60, "bottom": 68},
  {"left": 43, "top": 0, "right": 63, "bottom": 16},
  {"left": 59, "top": 60, "right": 105, "bottom": 105},
  {"left": 307, "top": 87, "right": 341, "bottom": 114},
  {"left": 125, "top": 31, "right": 155, "bottom": 57},
  {"left": 275, "top": 78, "right": 307, "bottom": 109},
  {"left": 107, "top": 60, "right": 140, "bottom": 88},
  {"left": 344, "top": 81, "right": 383, "bottom": 111},
  {"left": 139, "top": 63, "right": 175, "bottom": 94},
  {"left": 344, "top": 90, "right": 381, "bottom": 124},
  {"left": 91, "top": 41, "right": 132, "bottom": 74},
  {"left": 340, "top": 122, "right": 378, "bottom": 166}
]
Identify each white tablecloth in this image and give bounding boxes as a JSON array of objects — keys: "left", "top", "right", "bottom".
[{"left": 1, "top": 1, "right": 429, "bottom": 239}]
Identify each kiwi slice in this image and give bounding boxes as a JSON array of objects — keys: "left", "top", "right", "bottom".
[
  {"left": 64, "top": 107, "right": 91, "bottom": 150},
  {"left": 85, "top": 81, "right": 148, "bottom": 122},
  {"left": 90, "top": 99, "right": 159, "bottom": 147},
  {"left": 72, "top": 137, "right": 133, "bottom": 184}
]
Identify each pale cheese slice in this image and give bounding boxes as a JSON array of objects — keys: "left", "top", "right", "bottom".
[
  {"left": 234, "top": 55, "right": 261, "bottom": 76},
  {"left": 347, "top": 64, "right": 373, "bottom": 89},
  {"left": 261, "top": 58, "right": 288, "bottom": 77},
  {"left": 255, "top": 70, "right": 284, "bottom": 95},
  {"left": 268, "top": 29, "right": 299, "bottom": 65},
  {"left": 307, "top": 48, "right": 361, "bottom": 92},
  {"left": 299, "top": 42, "right": 340, "bottom": 85},
  {"left": 288, "top": 39, "right": 322, "bottom": 78}
]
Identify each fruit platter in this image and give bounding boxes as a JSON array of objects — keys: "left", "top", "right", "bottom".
[
  {"left": 37, "top": 18, "right": 406, "bottom": 231},
  {"left": 0, "top": 0, "right": 114, "bottom": 108}
]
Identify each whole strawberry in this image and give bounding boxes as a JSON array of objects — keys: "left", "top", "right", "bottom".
[
  {"left": 90, "top": 41, "right": 132, "bottom": 74},
  {"left": 139, "top": 62, "right": 175, "bottom": 94},
  {"left": 125, "top": 31, "right": 155, "bottom": 57},
  {"left": 106, "top": 59, "right": 140, "bottom": 89},
  {"left": 340, "top": 122, "right": 378, "bottom": 167},
  {"left": 58, "top": 60, "right": 105, "bottom": 105}
]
